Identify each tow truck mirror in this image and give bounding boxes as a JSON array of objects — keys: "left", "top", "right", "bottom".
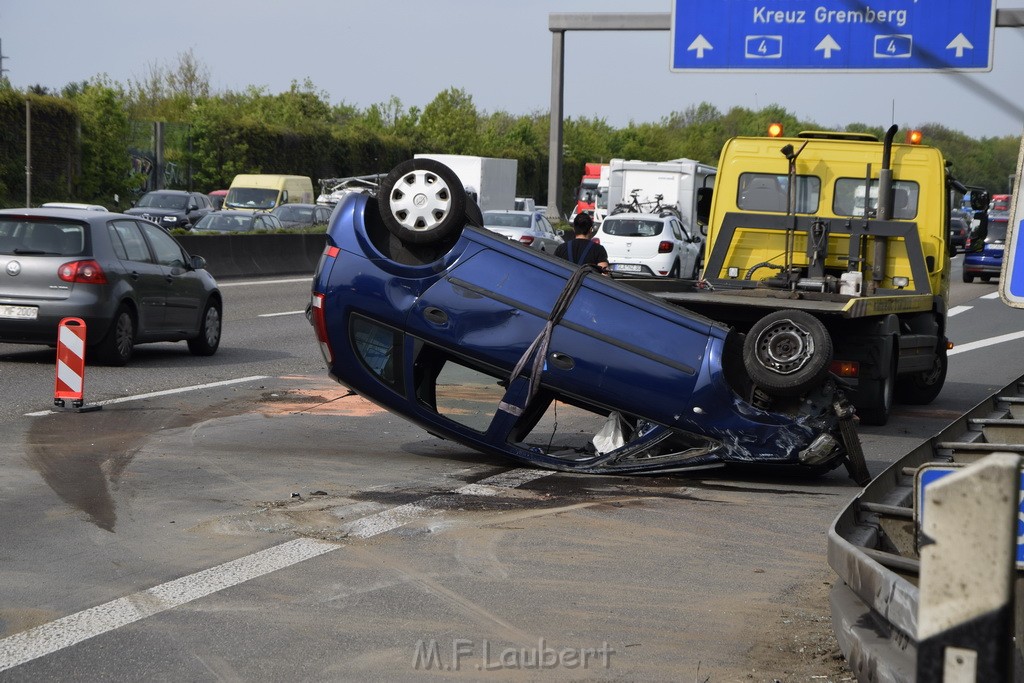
[
  {"left": 970, "top": 190, "right": 991, "bottom": 211},
  {"left": 696, "top": 188, "right": 713, "bottom": 225}
]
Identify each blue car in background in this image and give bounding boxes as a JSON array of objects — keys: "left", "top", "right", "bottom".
[
  {"left": 962, "top": 210, "right": 1008, "bottom": 282},
  {"left": 309, "top": 159, "right": 865, "bottom": 480}
]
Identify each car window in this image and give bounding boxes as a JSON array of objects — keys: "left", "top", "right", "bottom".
[
  {"left": 139, "top": 223, "right": 186, "bottom": 268},
  {"left": 602, "top": 219, "right": 664, "bottom": 237},
  {"left": 351, "top": 315, "right": 403, "bottom": 390},
  {"left": 670, "top": 220, "right": 683, "bottom": 241},
  {"left": 0, "top": 220, "right": 86, "bottom": 256},
  {"left": 987, "top": 220, "right": 1008, "bottom": 241},
  {"left": 833, "top": 179, "right": 919, "bottom": 219},
  {"left": 484, "top": 212, "right": 531, "bottom": 228},
  {"left": 110, "top": 220, "right": 152, "bottom": 262},
  {"left": 738, "top": 173, "right": 820, "bottom": 213}
]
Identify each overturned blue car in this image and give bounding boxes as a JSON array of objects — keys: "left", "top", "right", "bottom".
[{"left": 310, "top": 159, "right": 866, "bottom": 481}]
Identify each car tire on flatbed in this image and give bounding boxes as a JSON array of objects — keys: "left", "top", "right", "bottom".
[{"left": 378, "top": 159, "right": 466, "bottom": 245}]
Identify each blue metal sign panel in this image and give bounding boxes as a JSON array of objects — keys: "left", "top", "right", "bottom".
[
  {"left": 916, "top": 465, "right": 1024, "bottom": 569},
  {"left": 671, "top": 0, "right": 996, "bottom": 72},
  {"left": 1000, "top": 135, "right": 1024, "bottom": 307}
]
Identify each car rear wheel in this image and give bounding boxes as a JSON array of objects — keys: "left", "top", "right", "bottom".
[
  {"left": 188, "top": 299, "right": 222, "bottom": 356},
  {"left": 669, "top": 261, "right": 680, "bottom": 278},
  {"left": 378, "top": 159, "right": 466, "bottom": 245},
  {"left": 94, "top": 304, "right": 135, "bottom": 366},
  {"left": 962, "top": 269, "right": 974, "bottom": 283},
  {"left": 743, "top": 310, "right": 832, "bottom": 397}
]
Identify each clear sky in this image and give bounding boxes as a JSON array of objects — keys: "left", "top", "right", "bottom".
[{"left": 2, "top": 0, "right": 1023, "bottom": 140}]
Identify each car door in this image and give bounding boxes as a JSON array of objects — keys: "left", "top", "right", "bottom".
[
  {"left": 108, "top": 219, "right": 169, "bottom": 333},
  {"left": 138, "top": 222, "right": 204, "bottom": 333},
  {"left": 405, "top": 244, "right": 713, "bottom": 436},
  {"left": 537, "top": 216, "right": 560, "bottom": 253},
  {"left": 671, "top": 218, "right": 698, "bottom": 278}
]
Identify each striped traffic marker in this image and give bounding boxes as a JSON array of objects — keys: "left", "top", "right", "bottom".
[{"left": 53, "top": 318, "right": 101, "bottom": 412}]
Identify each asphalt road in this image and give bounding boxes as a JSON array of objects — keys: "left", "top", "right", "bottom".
[{"left": 1, "top": 259, "right": 1023, "bottom": 681}]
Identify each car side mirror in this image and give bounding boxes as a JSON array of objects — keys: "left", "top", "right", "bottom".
[
  {"left": 189, "top": 204, "right": 198, "bottom": 212},
  {"left": 189, "top": 255, "right": 207, "bottom": 271}
]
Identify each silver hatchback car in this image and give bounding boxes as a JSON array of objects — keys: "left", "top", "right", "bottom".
[
  {"left": 0, "top": 209, "right": 222, "bottom": 365},
  {"left": 482, "top": 210, "right": 563, "bottom": 253}
]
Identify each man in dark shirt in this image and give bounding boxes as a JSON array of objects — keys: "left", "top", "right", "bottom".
[{"left": 555, "top": 213, "right": 609, "bottom": 271}]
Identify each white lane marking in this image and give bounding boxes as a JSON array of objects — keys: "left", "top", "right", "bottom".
[
  {"left": 25, "top": 376, "right": 270, "bottom": 417},
  {"left": 0, "top": 467, "right": 552, "bottom": 672},
  {"left": 258, "top": 310, "right": 306, "bottom": 318},
  {"left": 948, "top": 305, "right": 973, "bottom": 317},
  {"left": 218, "top": 277, "right": 310, "bottom": 287},
  {"left": 982, "top": 292, "right": 1000, "bottom": 299},
  {"left": 950, "top": 330, "right": 1024, "bottom": 356},
  {"left": 0, "top": 538, "right": 338, "bottom": 673}
]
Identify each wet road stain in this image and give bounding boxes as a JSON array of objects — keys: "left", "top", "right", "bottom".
[
  {"left": 22, "top": 380, "right": 386, "bottom": 532},
  {"left": 26, "top": 399, "right": 272, "bottom": 532}
]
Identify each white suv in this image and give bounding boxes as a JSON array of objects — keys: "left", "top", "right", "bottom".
[{"left": 595, "top": 213, "right": 702, "bottom": 278}]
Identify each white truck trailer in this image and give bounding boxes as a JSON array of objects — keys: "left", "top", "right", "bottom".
[
  {"left": 414, "top": 154, "right": 518, "bottom": 212},
  {"left": 604, "top": 158, "right": 717, "bottom": 236}
]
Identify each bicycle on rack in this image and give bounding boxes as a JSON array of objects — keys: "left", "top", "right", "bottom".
[
  {"left": 610, "top": 188, "right": 645, "bottom": 215},
  {"left": 648, "top": 194, "right": 682, "bottom": 219}
]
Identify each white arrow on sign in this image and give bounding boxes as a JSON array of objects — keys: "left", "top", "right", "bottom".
[
  {"left": 687, "top": 35, "right": 713, "bottom": 59},
  {"left": 814, "top": 34, "right": 841, "bottom": 59},
  {"left": 946, "top": 33, "right": 974, "bottom": 58}
]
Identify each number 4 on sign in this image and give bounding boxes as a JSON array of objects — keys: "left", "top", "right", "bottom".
[{"left": 745, "top": 36, "right": 782, "bottom": 59}]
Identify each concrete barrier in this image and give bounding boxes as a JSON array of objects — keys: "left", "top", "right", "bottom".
[{"left": 176, "top": 233, "right": 327, "bottom": 279}]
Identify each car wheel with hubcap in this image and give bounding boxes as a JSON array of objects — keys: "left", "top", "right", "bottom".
[
  {"left": 378, "top": 159, "right": 466, "bottom": 245},
  {"left": 95, "top": 304, "right": 135, "bottom": 366},
  {"left": 188, "top": 298, "right": 222, "bottom": 356}
]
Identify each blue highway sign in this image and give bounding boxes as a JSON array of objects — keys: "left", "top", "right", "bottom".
[
  {"left": 1000, "top": 135, "right": 1024, "bottom": 307},
  {"left": 671, "top": 0, "right": 996, "bottom": 72}
]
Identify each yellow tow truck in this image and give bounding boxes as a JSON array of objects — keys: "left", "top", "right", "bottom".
[{"left": 630, "top": 125, "right": 985, "bottom": 425}]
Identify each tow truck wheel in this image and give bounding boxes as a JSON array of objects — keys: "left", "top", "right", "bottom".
[
  {"left": 857, "top": 352, "right": 895, "bottom": 426},
  {"left": 896, "top": 344, "right": 948, "bottom": 405},
  {"left": 379, "top": 159, "right": 466, "bottom": 245},
  {"left": 743, "top": 310, "right": 832, "bottom": 397}
]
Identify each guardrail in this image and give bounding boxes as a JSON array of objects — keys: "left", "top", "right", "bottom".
[
  {"left": 828, "top": 374, "right": 1024, "bottom": 681},
  {"left": 177, "top": 233, "right": 326, "bottom": 279}
]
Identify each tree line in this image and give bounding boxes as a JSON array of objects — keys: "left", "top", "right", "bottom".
[{"left": 0, "top": 51, "right": 1017, "bottom": 214}]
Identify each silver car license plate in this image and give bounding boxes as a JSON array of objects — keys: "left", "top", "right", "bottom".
[
  {"left": 614, "top": 264, "right": 643, "bottom": 272},
  {"left": 0, "top": 305, "right": 39, "bottom": 320}
]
